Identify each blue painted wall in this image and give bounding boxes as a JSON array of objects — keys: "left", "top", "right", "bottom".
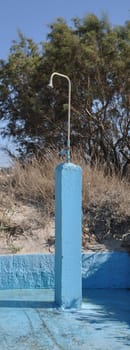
[
  {"left": 0, "top": 253, "right": 129, "bottom": 290},
  {"left": 82, "top": 252, "right": 130, "bottom": 289},
  {"left": 0, "top": 254, "right": 54, "bottom": 290}
]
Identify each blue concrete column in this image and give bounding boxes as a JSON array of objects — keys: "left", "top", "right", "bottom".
[{"left": 55, "top": 162, "right": 82, "bottom": 309}]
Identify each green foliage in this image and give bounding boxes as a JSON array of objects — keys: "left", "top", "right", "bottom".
[{"left": 0, "top": 15, "right": 130, "bottom": 175}]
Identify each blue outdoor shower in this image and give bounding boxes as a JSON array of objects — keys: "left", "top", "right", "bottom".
[{"left": 48, "top": 72, "right": 82, "bottom": 308}]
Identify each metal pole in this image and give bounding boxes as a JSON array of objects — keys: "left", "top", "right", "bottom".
[{"left": 48, "top": 72, "right": 71, "bottom": 162}]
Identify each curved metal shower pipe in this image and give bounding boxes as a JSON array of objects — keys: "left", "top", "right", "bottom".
[{"left": 48, "top": 72, "right": 71, "bottom": 162}]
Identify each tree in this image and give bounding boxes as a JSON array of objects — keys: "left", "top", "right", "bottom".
[{"left": 0, "top": 16, "right": 129, "bottom": 175}]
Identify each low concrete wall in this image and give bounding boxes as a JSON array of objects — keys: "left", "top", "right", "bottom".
[
  {"left": 82, "top": 252, "right": 130, "bottom": 289},
  {"left": 0, "top": 252, "right": 129, "bottom": 290},
  {"left": 0, "top": 254, "right": 54, "bottom": 290}
]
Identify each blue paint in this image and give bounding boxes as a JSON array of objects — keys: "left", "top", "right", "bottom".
[
  {"left": 0, "top": 254, "right": 54, "bottom": 290},
  {"left": 55, "top": 162, "right": 82, "bottom": 308},
  {"left": 82, "top": 252, "right": 130, "bottom": 289},
  {"left": 0, "top": 289, "right": 130, "bottom": 349},
  {"left": 0, "top": 252, "right": 130, "bottom": 290}
]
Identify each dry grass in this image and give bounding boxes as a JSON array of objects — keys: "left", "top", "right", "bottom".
[
  {"left": 72, "top": 148, "right": 130, "bottom": 217},
  {"left": 0, "top": 149, "right": 129, "bottom": 248},
  {"left": 82, "top": 164, "right": 130, "bottom": 217},
  {"left": 7, "top": 154, "right": 57, "bottom": 213},
  {"left": 1, "top": 149, "right": 129, "bottom": 217}
]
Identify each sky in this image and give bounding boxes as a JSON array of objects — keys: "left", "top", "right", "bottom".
[
  {"left": 0, "top": 0, "right": 130, "bottom": 166},
  {"left": 0, "top": 0, "right": 130, "bottom": 59}
]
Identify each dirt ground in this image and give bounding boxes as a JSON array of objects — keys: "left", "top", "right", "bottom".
[{"left": 0, "top": 201, "right": 127, "bottom": 255}]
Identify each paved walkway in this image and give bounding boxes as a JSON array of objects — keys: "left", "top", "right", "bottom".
[{"left": 0, "top": 289, "right": 130, "bottom": 349}]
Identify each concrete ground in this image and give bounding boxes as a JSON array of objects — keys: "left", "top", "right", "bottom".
[{"left": 0, "top": 289, "right": 130, "bottom": 350}]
